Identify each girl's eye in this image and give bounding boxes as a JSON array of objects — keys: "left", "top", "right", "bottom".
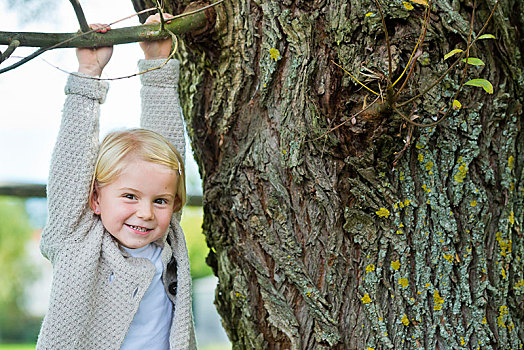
[
  {"left": 123, "top": 194, "right": 136, "bottom": 200},
  {"left": 154, "top": 198, "right": 168, "bottom": 205}
]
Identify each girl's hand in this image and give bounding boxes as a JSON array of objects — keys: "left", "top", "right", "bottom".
[
  {"left": 77, "top": 24, "right": 113, "bottom": 76},
  {"left": 139, "top": 13, "right": 175, "bottom": 60}
]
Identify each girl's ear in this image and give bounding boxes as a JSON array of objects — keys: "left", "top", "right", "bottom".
[
  {"left": 91, "top": 183, "right": 101, "bottom": 215},
  {"left": 172, "top": 195, "right": 182, "bottom": 212}
]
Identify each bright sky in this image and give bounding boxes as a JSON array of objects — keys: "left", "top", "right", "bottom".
[{"left": 0, "top": 0, "right": 202, "bottom": 194}]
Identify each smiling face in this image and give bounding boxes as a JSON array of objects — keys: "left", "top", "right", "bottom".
[{"left": 91, "top": 156, "right": 180, "bottom": 249}]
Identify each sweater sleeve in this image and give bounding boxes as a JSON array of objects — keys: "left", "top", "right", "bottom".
[
  {"left": 40, "top": 74, "right": 108, "bottom": 260},
  {"left": 138, "top": 59, "right": 185, "bottom": 161}
]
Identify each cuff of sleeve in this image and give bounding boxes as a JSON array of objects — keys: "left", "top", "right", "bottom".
[
  {"left": 138, "top": 59, "right": 180, "bottom": 88},
  {"left": 64, "top": 73, "right": 109, "bottom": 104}
]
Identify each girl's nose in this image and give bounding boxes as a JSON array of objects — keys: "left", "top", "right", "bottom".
[{"left": 136, "top": 202, "right": 154, "bottom": 220}]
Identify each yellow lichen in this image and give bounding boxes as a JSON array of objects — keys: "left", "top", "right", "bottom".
[
  {"left": 443, "top": 254, "right": 453, "bottom": 263},
  {"left": 497, "top": 305, "right": 508, "bottom": 327},
  {"left": 269, "top": 48, "right": 280, "bottom": 61},
  {"left": 366, "top": 264, "right": 375, "bottom": 273},
  {"left": 401, "top": 314, "right": 409, "bottom": 326},
  {"left": 418, "top": 153, "right": 424, "bottom": 162},
  {"left": 391, "top": 260, "right": 400, "bottom": 270},
  {"left": 508, "top": 155, "right": 514, "bottom": 171},
  {"left": 471, "top": 200, "right": 477, "bottom": 207},
  {"left": 376, "top": 208, "right": 390, "bottom": 218},
  {"left": 433, "top": 290, "right": 444, "bottom": 310},
  {"left": 425, "top": 161, "right": 434, "bottom": 171},
  {"left": 422, "top": 184, "right": 431, "bottom": 193},
  {"left": 508, "top": 211, "right": 515, "bottom": 225},
  {"left": 361, "top": 293, "right": 372, "bottom": 304},
  {"left": 496, "top": 232, "right": 512, "bottom": 257},
  {"left": 514, "top": 279, "right": 524, "bottom": 290},
  {"left": 399, "top": 278, "right": 409, "bottom": 288},
  {"left": 454, "top": 162, "right": 468, "bottom": 183}
]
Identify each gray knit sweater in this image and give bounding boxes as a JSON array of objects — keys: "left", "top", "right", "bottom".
[{"left": 37, "top": 59, "right": 196, "bottom": 350}]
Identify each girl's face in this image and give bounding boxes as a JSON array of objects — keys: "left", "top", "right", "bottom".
[{"left": 91, "top": 157, "right": 180, "bottom": 249}]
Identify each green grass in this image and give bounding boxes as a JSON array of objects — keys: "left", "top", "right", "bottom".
[
  {"left": 200, "top": 345, "right": 231, "bottom": 350},
  {"left": 181, "top": 206, "right": 214, "bottom": 279},
  {"left": 0, "top": 345, "right": 36, "bottom": 350}
]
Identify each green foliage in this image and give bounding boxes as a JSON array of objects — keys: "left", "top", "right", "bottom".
[
  {"left": 478, "top": 33, "right": 496, "bottom": 40},
  {"left": 444, "top": 49, "right": 463, "bottom": 60},
  {"left": 465, "top": 78, "right": 494, "bottom": 94},
  {"left": 461, "top": 57, "right": 485, "bottom": 66},
  {"left": 0, "top": 197, "right": 38, "bottom": 343},
  {"left": 0, "top": 345, "right": 37, "bottom": 350},
  {"left": 0, "top": 197, "right": 33, "bottom": 308},
  {"left": 181, "top": 206, "right": 213, "bottom": 280}
]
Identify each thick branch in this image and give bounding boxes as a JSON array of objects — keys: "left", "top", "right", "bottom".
[{"left": 0, "top": 7, "right": 210, "bottom": 48}]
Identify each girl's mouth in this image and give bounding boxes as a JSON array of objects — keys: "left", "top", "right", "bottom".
[{"left": 125, "top": 224, "right": 152, "bottom": 234}]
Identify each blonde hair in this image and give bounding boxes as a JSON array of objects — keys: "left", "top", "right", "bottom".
[{"left": 89, "top": 128, "right": 186, "bottom": 212}]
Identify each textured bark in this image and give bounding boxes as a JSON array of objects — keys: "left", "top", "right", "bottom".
[{"left": 136, "top": 0, "right": 523, "bottom": 348}]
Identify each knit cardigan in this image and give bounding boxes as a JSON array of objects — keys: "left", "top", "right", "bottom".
[{"left": 37, "top": 59, "right": 196, "bottom": 350}]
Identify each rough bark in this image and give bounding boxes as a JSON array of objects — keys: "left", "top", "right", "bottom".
[{"left": 137, "top": 0, "right": 523, "bottom": 348}]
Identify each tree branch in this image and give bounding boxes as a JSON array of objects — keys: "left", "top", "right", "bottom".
[
  {"left": 0, "top": 8, "right": 210, "bottom": 48},
  {"left": 0, "top": 1, "right": 222, "bottom": 74},
  {"left": 69, "top": 0, "right": 90, "bottom": 32},
  {"left": 0, "top": 39, "right": 19, "bottom": 63}
]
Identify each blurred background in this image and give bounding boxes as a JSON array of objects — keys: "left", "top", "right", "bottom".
[{"left": 0, "top": 1, "right": 230, "bottom": 348}]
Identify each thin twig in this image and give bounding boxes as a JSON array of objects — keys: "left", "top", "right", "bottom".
[
  {"left": 169, "top": 0, "right": 225, "bottom": 20},
  {"left": 396, "top": 0, "right": 499, "bottom": 109},
  {"left": 394, "top": 49, "right": 422, "bottom": 97},
  {"left": 69, "top": 0, "right": 90, "bottom": 32},
  {"left": 331, "top": 60, "right": 381, "bottom": 97},
  {"left": 392, "top": 3, "right": 431, "bottom": 90},
  {"left": 393, "top": 123, "right": 414, "bottom": 167},
  {"left": 155, "top": 0, "right": 167, "bottom": 29},
  {"left": 373, "top": 0, "right": 392, "bottom": 85},
  {"left": 394, "top": 106, "right": 443, "bottom": 127},
  {"left": 311, "top": 95, "right": 382, "bottom": 142}
]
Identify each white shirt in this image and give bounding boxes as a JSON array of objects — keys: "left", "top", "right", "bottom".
[{"left": 121, "top": 244, "right": 173, "bottom": 350}]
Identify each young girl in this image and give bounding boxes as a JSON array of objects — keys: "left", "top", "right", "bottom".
[{"left": 37, "top": 15, "right": 196, "bottom": 350}]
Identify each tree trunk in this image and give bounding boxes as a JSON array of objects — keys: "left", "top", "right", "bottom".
[{"left": 137, "top": 0, "right": 523, "bottom": 348}]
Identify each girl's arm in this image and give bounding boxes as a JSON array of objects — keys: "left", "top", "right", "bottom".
[
  {"left": 41, "top": 26, "right": 112, "bottom": 259},
  {"left": 138, "top": 14, "right": 185, "bottom": 160}
]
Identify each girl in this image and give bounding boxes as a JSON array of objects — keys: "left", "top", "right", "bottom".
[{"left": 37, "top": 15, "right": 196, "bottom": 350}]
